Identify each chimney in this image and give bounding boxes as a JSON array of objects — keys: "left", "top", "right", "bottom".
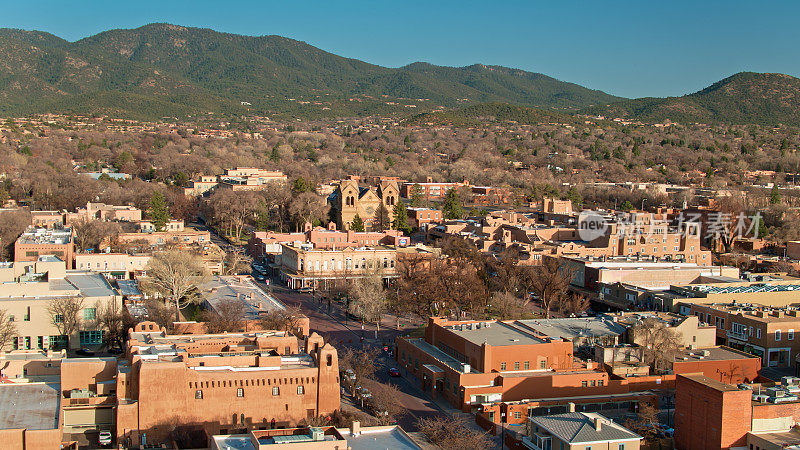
[
  {"left": 568, "top": 402, "right": 575, "bottom": 413},
  {"left": 593, "top": 417, "right": 603, "bottom": 431}
]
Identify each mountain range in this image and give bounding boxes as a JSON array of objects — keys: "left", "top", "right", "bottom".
[{"left": 0, "top": 23, "right": 799, "bottom": 125}]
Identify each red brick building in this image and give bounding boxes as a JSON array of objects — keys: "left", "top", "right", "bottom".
[{"left": 114, "top": 322, "right": 340, "bottom": 446}]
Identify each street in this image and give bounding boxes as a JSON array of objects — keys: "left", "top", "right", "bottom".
[{"left": 265, "top": 279, "right": 447, "bottom": 431}]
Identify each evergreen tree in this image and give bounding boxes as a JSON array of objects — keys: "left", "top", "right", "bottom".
[
  {"left": 392, "top": 201, "right": 412, "bottom": 234},
  {"left": 410, "top": 184, "right": 425, "bottom": 207},
  {"left": 350, "top": 214, "right": 365, "bottom": 232},
  {"left": 442, "top": 189, "right": 464, "bottom": 219},
  {"left": 620, "top": 200, "right": 635, "bottom": 211},
  {"left": 148, "top": 191, "right": 170, "bottom": 231},
  {"left": 770, "top": 185, "right": 781, "bottom": 205}
]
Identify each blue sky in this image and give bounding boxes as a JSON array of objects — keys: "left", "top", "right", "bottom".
[{"left": 1, "top": 0, "right": 798, "bottom": 98}]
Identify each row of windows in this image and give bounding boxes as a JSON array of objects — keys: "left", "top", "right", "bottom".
[
  {"left": 12, "top": 335, "right": 67, "bottom": 350},
  {"left": 190, "top": 376, "right": 315, "bottom": 390},
  {"left": 195, "top": 385, "right": 306, "bottom": 399},
  {"left": 581, "top": 379, "right": 605, "bottom": 387},
  {"left": 499, "top": 360, "right": 546, "bottom": 371}
]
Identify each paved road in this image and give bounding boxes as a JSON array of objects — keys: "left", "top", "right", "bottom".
[
  {"left": 265, "top": 279, "right": 446, "bottom": 431},
  {"left": 215, "top": 232, "right": 494, "bottom": 440}
]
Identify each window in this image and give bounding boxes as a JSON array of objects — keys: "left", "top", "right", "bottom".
[
  {"left": 776, "top": 330, "right": 782, "bottom": 341},
  {"left": 514, "top": 362, "right": 519, "bottom": 370},
  {"left": 790, "top": 329, "right": 795, "bottom": 341},
  {"left": 54, "top": 314, "right": 63, "bottom": 324},
  {"left": 195, "top": 390, "right": 203, "bottom": 399},
  {"left": 500, "top": 362, "right": 506, "bottom": 370},
  {"left": 540, "top": 360, "right": 546, "bottom": 369},
  {"left": 598, "top": 380, "right": 604, "bottom": 387},
  {"left": 297, "top": 386, "right": 304, "bottom": 395},
  {"left": 272, "top": 387, "right": 280, "bottom": 396},
  {"left": 237, "top": 388, "right": 244, "bottom": 397},
  {"left": 79, "top": 330, "right": 103, "bottom": 345},
  {"left": 757, "top": 328, "right": 762, "bottom": 339},
  {"left": 524, "top": 361, "right": 529, "bottom": 370},
  {"left": 619, "top": 445, "right": 625, "bottom": 450},
  {"left": 582, "top": 381, "right": 588, "bottom": 387},
  {"left": 513, "top": 411, "right": 521, "bottom": 419},
  {"left": 83, "top": 308, "right": 96, "bottom": 321}
]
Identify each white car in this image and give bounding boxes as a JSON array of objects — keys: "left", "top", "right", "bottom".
[{"left": 98, "top": 431, "right": 112, "bottom": 446}]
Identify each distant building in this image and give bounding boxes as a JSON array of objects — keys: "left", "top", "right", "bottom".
[
  {"left": 65, "top": 202, "right": 142, "bottom": 224},
  {"left": 407, "top": 208, "right": 443, "bottom": 231},
  {"left": 329, "top": 178, "right": 400, "bottom": 231},
  {"left": 14, "top": 227, "right": 74, "bottom": 266},
  {"left": 183, "top": 168, "right": 287, "bottom": 196}
]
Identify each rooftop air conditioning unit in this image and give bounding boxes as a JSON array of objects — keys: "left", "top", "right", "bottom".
[{"left": 309, "top": 427, "right": 324, "bottom": 441}]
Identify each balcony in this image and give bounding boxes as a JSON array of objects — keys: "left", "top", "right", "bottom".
[{"left": 727, "top": 330, "right": 749, "bottom": 342}]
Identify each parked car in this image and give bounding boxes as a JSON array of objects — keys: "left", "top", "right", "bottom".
[
  {"left": 75, "top": 348, "right": 95, "bottom": 357},
  {"left": 98, "top": 431, "right": 112, "bottom": 446},
  {"left": 297, "top": 287, "right": 313, "bottom": 293},
  {"left": 388, "top": 367, "right": 401, "bottom": 377},
  {"left": 107, "top": 346, "right": 123, "bottom": 355}
]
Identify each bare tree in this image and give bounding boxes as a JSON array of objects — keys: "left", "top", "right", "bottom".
[
  {"left": 714, "top": 193, "right": 746, "bottom": 253},
  {"left": 0, "top": 209, "right": 30, "bottom": 261},
  {"left": 415, "top": 416, "right": 492, "bottom": 449},
  {"left": 0, "top": 308, "right": 18, "bottom": 352},
  {"left": 288, "top": 191, "right": 327, "bottom": 231},
  {"left": 72, "top": 218, "right": 121, "bottom": 252},
  {"left": 340, "top": 347, "right": 379, "bottom": 388},
  {"left": 347, "top": 270, "right": 388, "bottom": 338},
  {"left": 624, "top": 402, "right": 661, "bottom": 443},
  {"left": 632, "top": 317, "right": 683, "bottom": 372},
  {"left": 362, "top": 379, "right": 406, "bottom": 425},
  {"left": 141, "top": 249, "right": 209, "bottom": 321},
  {"left": 559, "top": 293, "right": 591, "bottom": 317},
  {"left": 47, "top": 297, "right": 85, "bottom": 348},
  {"left": 524, "top": 258, "right": 573, "bottom": 319},
  {"left": 95, "top": 300, "right": 124, "bottom": 349},
  {"left": 222, "top": 251, "right": 252, "bottom": 275},
  {"left": 258, "top": 305, "right": 305, "bottom": 337},
  {"left": 145, "top": 299, "right": 175, "bottom": 331},
  {"left": 201, "top": 298, "right": 245, "bottom": 333},
  {"left": 489, "top": 290, "right": 530, "bottom": 320}
]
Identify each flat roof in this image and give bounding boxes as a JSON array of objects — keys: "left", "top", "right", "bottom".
[
  {"left": 678, "top": 373, "right": 740, "bottom": 392},
  {"left": 517, "top": 318, "right": 626, "bottom": 341},
  {"left": 446, "top": 321, "right": 546, "bottom": 347},
  {"left": 675, "top": 346, "right": 755, "bottom": 362},
  {"left": 64, "top": 273, "right": 117, "bottom": 297},
  {"left": 0, "top": 382, "right": 60, "bottom": 430},
  {"left": 342, "top": 427, "right": 421, "bottom": 450},
  {"left": 201, "top": 276, "right": 285, "bottom": 320}
]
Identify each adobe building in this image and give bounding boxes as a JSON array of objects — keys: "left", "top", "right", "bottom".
[
  {"left": 0, "top": 261, "right": 121, "bottom": 351},
  {"left": 0, "top": 382, "right": 64, "bottom": 450},
  {"left": 115, "top": 322, "right": 340, "bottom": 447},
  {"left": 330, "top": 178, "right": 400, "bottom": 231},
  {"left": 65, "top": 202, "right": 142, "bottom": 224}
]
